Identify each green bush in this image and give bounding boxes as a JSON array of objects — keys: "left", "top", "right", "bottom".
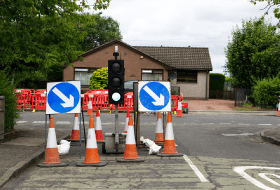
[
  {"left": 209, "top": 73, "right": 225, "bottom": 91},
  {"left": 0, "top": 71, "right": 19, "bottom": 132},
  {"left": 89, "top": 67, "right": 108, "bottom": 89},
  {"left": 252, "top": 76, "right": 280, "bottom": 106}
]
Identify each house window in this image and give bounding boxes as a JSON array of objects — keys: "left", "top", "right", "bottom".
[
  {"left": 142, "top": 69, "right": 163, "bottom": 81},
  {"left": 74, "top": 68, "right": 97, "bottom": 86},
  {"left": 177, "top": 70, "right": 197, "bottom": 83}
]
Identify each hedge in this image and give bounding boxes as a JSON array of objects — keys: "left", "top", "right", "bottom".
[
  {"left": 0, "top": 71, "right": 19, "bottom": 132},
  {"left": 252, "top": 76, "right": 280, "bottom": 106},
  {"left": 209, "top": 73, "right": 225, "bottom": 91}
]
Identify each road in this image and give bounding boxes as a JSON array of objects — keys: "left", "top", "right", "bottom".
[{"left": 2, "top": 111, "right": 280, "bottom": 189}]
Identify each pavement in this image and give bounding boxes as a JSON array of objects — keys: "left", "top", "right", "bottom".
[{"left": 0, "top": 110, "right": 280, "bottom": 188}]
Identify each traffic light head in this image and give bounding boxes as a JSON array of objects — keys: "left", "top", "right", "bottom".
[{"left": 108, "top": 60, "right": 124, "bottom": 104}]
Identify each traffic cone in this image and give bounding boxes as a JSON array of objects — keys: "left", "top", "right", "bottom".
[
  {"left": 37, "top": 117, "right": 68, "bottom": 167},
  {"left": 158, "top": 112, "right": 183, "bottom": 157},
  {"left": 154, "top": 112, "right": 164, "bottom": 145},
  {"left": 176, "top": 101, "right": 183, "bottom": 117},
  {"left": 87, "top": 100, "right": 93, "bottom": 115},
  {"left": 76, "top": 116, "right": 108, "bottom": 167},
  {"left": 70, "top": 113, "right": 80, "bottom": 140},
  {"left": 116, "top": 115, "right": 144, "bottom": 162},
  {"left": 278, "top": 101, "right": 280, "bottom": 116},
  {"left": 95, "top": 111, "right": 104, "bottom": 142},
  {"left": 124, "top": 110, "right": 130, "bottom": 133}
]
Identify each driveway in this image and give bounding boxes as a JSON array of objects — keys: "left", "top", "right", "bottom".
[{"left": 187, "top": 99, "right": 235, "bottom": 111}]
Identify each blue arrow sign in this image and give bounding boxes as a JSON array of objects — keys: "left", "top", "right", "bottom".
[
  {"left": 47, "top": 82, "right": 80, "bottom": 114},
  {"left": 139, "top": 82, "right": 170, "bottom": 111}
]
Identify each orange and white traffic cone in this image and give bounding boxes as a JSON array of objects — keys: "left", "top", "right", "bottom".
[
  {"left": 37, "top": 117, "right": 68, "bottom": 167},
  {"left": 278, "top": 101, "right": 280, "bottom": 116},
  {"left": 116, "top": 115, "right": 144, "bottom": 162},
  {"left": 95, "top": 111, "right": 104, "bottom": 142},
  {"left": 124, "top": 110, "right": 130, "bottom": 133},
  {"left": 158, "top": 112, "right": 183, "bottom": 157},
  {"left": 70, "top": 113, "right": 80, "bottom": 140},
  {"left": 76, "top": 116, "right": 108, "bottom": 167},
  {"left": 87, "top": 100, "right": 93, "bottom": 115},
  {"left": 176, "top": 101, "right": 183, "bottom": 117},
  {"left": 154, "top": 112, "right": 164, "bottom": 145}
]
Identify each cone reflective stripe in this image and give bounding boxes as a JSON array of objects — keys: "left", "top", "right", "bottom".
[
  {"left": 124, "top": 110, "right": 130, "bottom": 133},
  {"left": 71, "top": 113, "right": 80, "bottom": 140},
  {"left": 278, "top": 101, "right": 280, "bottom": 116},
  {"left": 83, "top": 116, "right": 101, "bottom": 164},
  {"left": 176, "top": 101, "right": 183, "bottom": 117},
  {"left": 122, "top": 115, "right": 139, "bottom": 159},
  {"left": 87, "top": 100, "right": 93, "bottom": 115},
  {"left": 44, "top": 117, "right": 60, "bottom": 164},
  {"left": 162, "top": 112, "right": 178, "bottom": 154},
  {"left": 155, "top": 112, "right": 164, "bottom": 145},
  {"left": 95, "top": 111, "right": 104, "bottom": 142}
]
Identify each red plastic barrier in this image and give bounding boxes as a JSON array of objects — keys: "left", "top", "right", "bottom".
[
  {"left": 14, "top": 88, "right": 187, "bottom": 111},
  {"left": 32, "top": 93, "right": 46, "bottom": 109}
]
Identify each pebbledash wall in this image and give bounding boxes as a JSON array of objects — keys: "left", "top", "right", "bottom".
[
  {"left": 171, "top": 71, "right": 209, "bottom": 99},
  {"left": 63, "top": 43, "right": 169, "bottom": 92}
]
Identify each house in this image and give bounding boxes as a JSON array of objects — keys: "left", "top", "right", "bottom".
[{"left": 63, "top": 39, "right": 213, "bottom": 99}]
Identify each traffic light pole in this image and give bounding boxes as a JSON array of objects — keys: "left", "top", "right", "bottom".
[
  {"left": 113, "top": 48, "right": 119, "bottom": 154},
  {"left": 114, "top": 105, "right": 119, "bottom": 154}
]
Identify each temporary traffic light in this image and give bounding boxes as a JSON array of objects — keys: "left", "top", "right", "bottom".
[{"left": 108, "top": 59, "right": 124, "bottom": 104}]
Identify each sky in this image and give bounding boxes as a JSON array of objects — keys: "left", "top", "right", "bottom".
[{"left": 85, "top": 0, "right": 278, "bottom": 76}]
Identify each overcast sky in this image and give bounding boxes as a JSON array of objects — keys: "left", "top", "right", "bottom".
[{"left": 85, "top": 0, "right": 278, "bottom": 76}]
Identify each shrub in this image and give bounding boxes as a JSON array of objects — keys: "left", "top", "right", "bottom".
[
  {"left": 0, "top": 71, "right": 19, "bottom": 132},
  {"left": 252, "top": 76, "right": 280, "bottom": 106},
  {"left": 89, "top": 67, "right": 108, "bottom": 89},
  {"left": 209, "top": 73, "right": 225, "bottom": 91}
]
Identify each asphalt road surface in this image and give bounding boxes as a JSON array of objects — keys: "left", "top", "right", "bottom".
[{"left": 3, "top": 111, "right": 280, "bottom": 189}]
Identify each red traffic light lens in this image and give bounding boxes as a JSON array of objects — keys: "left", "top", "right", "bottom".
[{"left": 111, "top": 62, "right": 121, "bottom": 73}]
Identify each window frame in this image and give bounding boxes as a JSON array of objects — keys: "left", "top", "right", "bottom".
[
  {"left": 141, "top": 69, "right": 163, "bottom": 81},
  {"left": 74, "top": 67, "right": 98, "bottom": 87},
  {"left": 176, "top": 70, "right": 198, "bottom": 83}
]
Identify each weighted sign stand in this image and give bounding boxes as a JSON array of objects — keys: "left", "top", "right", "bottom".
[
  {"left": 44, "top": 81, "right": 84, "bottom": 161},
  {"left": 44, "top": 112, "right": 86, "bottom": 159}
]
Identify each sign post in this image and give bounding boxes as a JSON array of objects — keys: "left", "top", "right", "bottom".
[{"left": 46, "top": 81, "right": 83, "bottom": 157}]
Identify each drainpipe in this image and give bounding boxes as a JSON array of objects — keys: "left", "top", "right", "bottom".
[{"left": 205, "top": 70, "right": 208, "bottom": 100}]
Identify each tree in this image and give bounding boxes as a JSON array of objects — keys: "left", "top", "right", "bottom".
[
  {"left": 78, "top": 13, "right": 122, "bottom": 52},
  {"left": 250, "top": 0, "right": 280, "bottom": 22},
  {"left": 0, "top": 0, "right": 111, "bottom": 84},
  {"left": 89, "top": 67, "right": 108, "bottom": 89},
  {"left": 224, "top": 17, "right": 280, "bottom": 89}
]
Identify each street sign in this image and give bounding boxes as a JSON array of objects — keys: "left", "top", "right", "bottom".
[
  {"left": 46, "top": 81, "right": 81, "bottom": 114},
  {"left": 138, "top": 81, "right": 171, "bottom": 112}
]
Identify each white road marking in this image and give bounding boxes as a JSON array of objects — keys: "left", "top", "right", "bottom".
[
  {"left": 258, "top": 124, "right": 272, "bottom": 126},
  {"left": 234, "top": 166, "right": 280, "bottom": 190},
  {"left": 259, "top": 173, "right": 280, "bottom": 187},
  {"left": 222, "top": 133, "right": 254, "bottom": 137},
  {"left": 32, "top": 121, "right": 48, "bottom": 124},
  {"left": 238, "top": 123, "right": 250, "bottom": 125},
  {"left": 56, "top": 121, "right": 71, "bottom": 125},
  {"left": 16, "top": 121, "right": 27, "bottom": 124},
  {"left": 183, "top": 154, "right": 208, "bottom": 182},
  {"left": 220, "top": 123, "right": 231, "bottom": 125}
]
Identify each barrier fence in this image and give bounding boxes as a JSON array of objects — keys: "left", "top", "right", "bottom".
[{"left": 14, "top": 89, "right": 186, "bottom": 111}]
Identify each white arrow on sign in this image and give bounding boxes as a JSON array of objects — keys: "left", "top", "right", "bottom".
[
  {"left": 52, "top": 87, "right": 74, "bottom": 108},
  {"left": 143, "top": 86, "right": 164, "bottom": 106}
]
